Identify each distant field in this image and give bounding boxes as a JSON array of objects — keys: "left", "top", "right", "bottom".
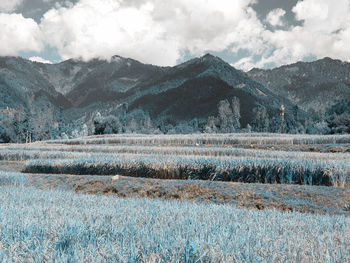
[
  {"left": 46, "top": 133, "right": 350, "bottom": 146},
  {"left": 0, "top": 133, "right": 349, "bottom": 187}
]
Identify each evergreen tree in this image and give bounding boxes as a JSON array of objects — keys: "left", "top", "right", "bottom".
[
  {"left": 217, "top": 99, "right": 235, "bottom": 133},
  {"left": 231, "top": 97, "right": 241, "bottom": 130},
  {"left": 205, "top": 116, "right": 218, "bottom": 133}
]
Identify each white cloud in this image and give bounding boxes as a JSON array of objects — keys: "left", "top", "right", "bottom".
[
  {"left": 40, "top": 0, "right": 179, "bottom": 65},
  {"left": 292, "top": 0, "right": 349, "bottom": 33},
  {"left": 29, "top": 56, "right": 52, "bottom": 64},
  {"left": 2, "top": 0, "right": 350, "bottom": 71},
  {"left": 266, "top": 0, "right": 350, "bottom": 63},
  {"left": 235, "top": 0, "right": 350, "bottom": 70},
  {"left": 42, "top": 0, "right": 350, "bottom": 70},
  {"left": 0, "top": 0, "right": 23, "bottom": 12},
  {"left": 0, "top": 13, "right": 44, "bottom": 56},
  {"left": 266, "top": 8, "right": 286, "bottom": 27},
  {"left": 39, "top": 0, "right": 259, "bottom": 66}
]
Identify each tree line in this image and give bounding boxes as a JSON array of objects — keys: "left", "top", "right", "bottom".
[{"left": 1, "top": 97, "right": 349, "bottom": 143}]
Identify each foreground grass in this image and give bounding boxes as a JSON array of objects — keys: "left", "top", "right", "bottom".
[{"left": 0, "top": 183, "right": 349, "bottom": 262}]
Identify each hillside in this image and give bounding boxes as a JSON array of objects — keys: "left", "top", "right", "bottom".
[
  {"left": 247, "top": 57, "right": 350, "bottom": 115},
  {"left": 61, "top": 53, "right": 294, "bottom": 126},
  {"left": 0, "top": 56, "right": 71, "bottom": 109},
  {"left": 0, "top": 54, "right": 305, "bottom": 141},
  {"left": 2, "top": 54, "right": 350, "bottom": 141},
  {"left": 128, "top": 54, "right": 296, "bottom": 127}
]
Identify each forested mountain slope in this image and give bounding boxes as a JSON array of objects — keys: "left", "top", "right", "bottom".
[
  {"left": 248, "top": 57, "right": 350, "bottom": 115},
  {"left": 1, "top": 54, "right": 349, "bottom": 142}
]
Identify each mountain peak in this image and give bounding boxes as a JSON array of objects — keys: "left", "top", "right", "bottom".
[
  {"left": 200, "top": 53, "right": 225, "bottom": 63},
  {"left": 316, "top": 57, "right": 348, "bottom": 65},
  {"left": 319, "top": 57, "right": 337, "bottom": 62},
  {"left": 174, "top": 53, "right": 237, "bottom": 76},
  {"left": 111, "top": 55, "right": 128, "bottom": 61},
  {"left": 202, "top": 53, "right": 216, "bottom": 58}
]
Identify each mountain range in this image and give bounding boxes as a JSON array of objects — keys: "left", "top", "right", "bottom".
[
  {"left": 0, "top": 53, "right": 349, "bottom": 141},
  {"left": 247, "top": 57, "right": 350, "bottom": 115}
]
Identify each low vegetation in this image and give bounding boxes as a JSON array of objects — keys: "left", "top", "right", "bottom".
[
  {"left": 2, "top": 143, "right": 350, "bottom": 159},
  {"left": 1, "top": 184, "right": 349, "bottom": 262},
  {"left": 23, "top": 154, "right": 350, "bottom": 187},
  {"left": 1, "top": 133, "right": 350, "bottom": 262},
  {"left": 0, "top": 133, "right": 346, "bottom": 187},
  {"left": 47, "top": 133, "right": 350, "bottom": 146}
]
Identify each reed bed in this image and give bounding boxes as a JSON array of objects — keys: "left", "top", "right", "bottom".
[{"left": 23, "top": 154, "right": 350, "bottom": 187}]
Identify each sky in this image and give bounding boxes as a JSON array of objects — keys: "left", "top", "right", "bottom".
[{"left": 0, "top": 0, "right": 349, "bottom": 70}]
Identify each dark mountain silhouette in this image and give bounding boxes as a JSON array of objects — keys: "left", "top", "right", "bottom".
[
  {"left": 127, "top": 54, "right": 295, "bottom": 127},
  {"left": 3, "top": 53, "right": 350, "bottom": 141},
  {"left": 0, "top": 53, "right": 298, "bottom": 125}
]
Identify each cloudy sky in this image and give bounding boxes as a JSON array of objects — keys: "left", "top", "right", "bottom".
[{"left": 1, "top": 0, "right": 349, "bottom": 70}]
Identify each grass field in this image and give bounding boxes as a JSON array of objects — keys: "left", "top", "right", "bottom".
[
  {"left": 1, "top": 133, "right": 350, "bottom": 262},
  {"left": 0, "top": 133, "right": 346, "bottom": 187},
  {"left": 1, "top": 183, "right": 350, "bottom": 262}
]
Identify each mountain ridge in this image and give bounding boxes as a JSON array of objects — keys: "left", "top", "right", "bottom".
[
  {"left": 247, "top": 57, "right": 350, "bottom": 115},
  {"left": 1, "top": 54, "right": 349, "bottom": 141}
]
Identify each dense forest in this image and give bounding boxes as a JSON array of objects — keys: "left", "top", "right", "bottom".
[{"left": 1, "top": 96, "right": 347, "bottom": 143}]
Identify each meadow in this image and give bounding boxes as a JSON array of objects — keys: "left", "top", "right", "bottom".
[
  {"left": 0, "top": 133, "right": 347, "bottom": 187},
  {"left": 1, "top": 133, "right": 350, "bottom": 262},
  {"left": 0, "top": 178, "right": 349, "bottom": 262}
]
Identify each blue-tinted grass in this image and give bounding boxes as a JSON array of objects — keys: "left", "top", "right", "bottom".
[
  {"left": 45, "top": 133, "right": 350, "bottom": 146},
  {"left": 0, "top": 171, "right": 27, "bottom": 186},
  {"left": 23, "top": 154, "right": 350, "bottom": 187},
  {"left": 1, "top": 144, "right": 350, "bottom": 160},
  {"left": 0, "top": 185, "right": 349, "bottom": 262},
  {"left": 2, "top": 133, "right": 349, "bottom": 187}
]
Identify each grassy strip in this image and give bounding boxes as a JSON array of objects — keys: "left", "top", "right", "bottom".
[
  {"left": 1, "top": 145, "right": 350, "bottom": 161},
  {"left": 46, "top": 133, "right": 350, "bottom": 146},
  {"left": 23, "top": 155, "right": 350, "bottom": 187}
]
